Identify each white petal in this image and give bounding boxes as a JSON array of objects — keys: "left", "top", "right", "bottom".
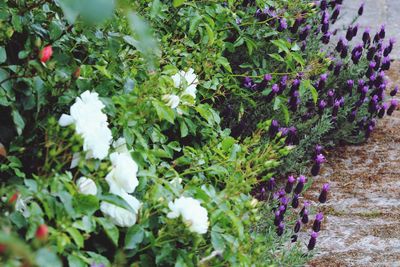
[
  {"left": 76, "top": 177, "right": 97, "bottom": 195},
  {"left": 58, "top": 114, "right": 74, "bottom": 127}
]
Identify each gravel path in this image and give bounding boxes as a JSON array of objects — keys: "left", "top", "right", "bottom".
[{"left": 307, "top": 62, "right": 400, "bottom": 266}]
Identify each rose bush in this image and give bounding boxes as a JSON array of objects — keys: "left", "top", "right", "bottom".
[{"left": 0, "top": 0, "right": 396, "bottom": 266}]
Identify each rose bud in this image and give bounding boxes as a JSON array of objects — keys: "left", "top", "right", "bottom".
[
  {"left": 292, "top": 194, "right": 299, "bottom": 208},
  {"left": 294, "top": 220, "right": 301, "bottom": 233},
  {"left": 387, "top": 99, "right": 398, "bottom": 116},
  {"left": 285, "top": 175, "right": 296, "bottom": 194},
  {"left": 362, "top": 28, "right": 371, "bottom": 47},
  {"left": 378, "top": 103, "right": 388, "bottom": 118},
  {"left": 318, "top": 183, "right": 330, "bottom": 203},
  {"left": 40, "top": 45, "right": 53, "bottom": 63},
  {"left": 8, "top": 192, "right": 19, "bottom": 204},
  {"left": 358, "top": 2, "right": 364, "bottom": 16},
  {"left": 312, "top": 212, "right": 324, "bottom": 232},
  {"left": 390, "top": 85, "right": 398, "bottom": 97},
  {"left": 266, "top": 177, "right": 276, "bottom": 191},
  {"left": 308, "top": 231, "right": 318, "bottom": 250},
  {"left": 277, "top": 222, "right": 285, "bottom": 236},
  {"left": 36, "top": 224, "right": 49, "bottom": 240},
  {"left": 294, "top": 175, "right": 307, "bottom": 194}
]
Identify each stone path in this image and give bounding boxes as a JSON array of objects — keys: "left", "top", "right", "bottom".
[
  {"left": 307, "top": 62, "right": 400, "bottom": 266},
  {"left": 339, "top": 0, "right": 400, "bottom": 59}
]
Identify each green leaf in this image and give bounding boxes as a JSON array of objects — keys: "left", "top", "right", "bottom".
[
  {"left": 73, "top": 194, "right": 99, "bottom": 215},
  {"left": 67, "top": 255, "right": 86, "bottom": 267},
  {"left": 97, "top": 218, "right": 119, "bottom": 246},
  {"left": 216, "top": 57, "right": 232, "bottom": 73},
  {"left": 173, "top": 0, "right": 186, "bottom": 7},
  {"left": 36, "top": 248, "right": 62, "bottom": 267},
  {"left": 66, "top": 227, "right": 84, "bottom": 248},
  {"left": 12, "top": 109, "right": 25, "bottom": 135},
  {"left": 152, "top": 100, "right": 175, "bottom": 124},
  {"left": 124, "top": 225, "right": 145, "bottom": 250},
  {"left": 310, "top": 86, "right": 318, "bottom": 104},
  {"left": 0, "top": 46, "right": 6, "bottom": 64},
  {"left": 280, "top": 104, "right": 290, "bottom": 124},
  {"left": 99, "top": 194, "right": 137, "bottom": 214}
]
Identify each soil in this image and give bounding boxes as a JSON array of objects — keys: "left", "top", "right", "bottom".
[{"left": 306, "top": 62, "right": 400, "bottom": 267}]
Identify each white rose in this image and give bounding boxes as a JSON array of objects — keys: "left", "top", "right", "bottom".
[
  {"left": 167, "top": 196, "right": 209, "bottom": 234},
  {"left": 76, "top": 177, "right": 97, "bottom": 195},
  {"left": 162, "top": 94, "right": 180, "bottom": 109},
  {"left": 100, "top": 191, "right": 141, "bottom": 227},
  {"left": 106, "top": 152, "right": 139, "bottom": 194}
]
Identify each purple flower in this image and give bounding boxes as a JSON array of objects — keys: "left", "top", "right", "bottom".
[
  {"left": 340, "top": 44, "right": 348, "bottom": 58},
  {"left": 269, "top": 120, "right": 280, "bottom": 138},
  {"left": 266, "top": 177, "right": 276, "bottom": 191},
  {"left": 308, "top": 231, "right": 318, "bottom": 250},
  {"left": 290, "top": 18, "right": 302, "bottom": 34},
  {"left": 320, "top": 0, "right": 328, "bottom": 10},
  {"left": 277, "top": 222, "right": 285, "bottom": 236},
  {"left": 300, "top": 201, "right": 310, "bottom": 217},
  {"left": 91, "top": 264, "right": 106, "bottom": 267},
  {"left": 379, "top": 24, "right": 386, "bottom": 39},
  {"left": 294, "top": 220, "right": 301, "bottom": 233},
  {"left": 321, "top": 32, "right": 331, "bottom": 44},
  {"left": 390, "top": 85, "right": 398, "bottom": 97},
  {"left": 301, "top": 208, "right": 309, "bottom": 224},
  {"left": 318, "top": 183, "right": 330, "bottom": 203},
  {"left": 243, "top": 77, "right": 254, "bottom": 89},
  {"left": 381, "top": 56, "right": 391, "bottom": 71},
  {"left": 318, "top": 99, "right": 327, "bottom": 113},
  {"left": 285, "top": 175, "right": 296, "bottom": 194},
  {"left": 315, "top": 145, "right": 323, "bottom": 155},
  {"left": 387, "top": 99, "right": 398, "bottom": 116},
  {"left": 336, "top": 37, "right": 346, "bottom": 52},
  {"left": 291, "top": 194, "right": 299, "bottom": 208},
  {"left": 294, "top": 175, "right": 306, "bottom": 194},
  {"left": 352, "top": 24, "right": 359, "bottom": 37},
  {"left": 346, "top": 26, "right": 354, "bottom": 41},
  {"left": 384, "top": 38, "right": 396, "bottom": 56},
  {"left": 348, "top": 109, "right": 357, "bottom": 122},
  {"left": 277, "top": 18, "right": 288, "bottom": 32},
  {"left": 334, "top": 61, "right": 342, "bottom": 75},
  {"left": 274, "top": 210, "right": 282, "bottom": 226},
  {"left": 317, "top": 74, "right": 328, "bottom": 90},
  {"left": 367, "top": 46, "right": 376, "bottom": 61},
  {"left": 331, "top": 5, "right": 341, "bottom": 23},
  {"left": 378, "top": 103, "right": 388, "bottom": 118},
  {"left": 358, "top": 2, "right": 364, "bottom": 16},
  {"left": 362, "top": 28, "right": 371, "bottom": 47},
  {"left": 366, "top": 61, "right": 376, "bottom": 78},
  {"left": 299, "top": 25, "right": 311, "bottom": 41}
]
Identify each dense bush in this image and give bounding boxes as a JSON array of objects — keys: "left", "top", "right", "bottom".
[{"left": 0, "top": 0, "right": 396, "bottom": 266}]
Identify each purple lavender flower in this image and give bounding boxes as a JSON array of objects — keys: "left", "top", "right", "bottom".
[
  {"left": 91, "top": 264, "right": 106, "bottom": 267},
  {"left": 348, "top": 109, "right": 357, "bottom": 122},
  {"left": 316, "top": 154, "right": 327, "bottom": 165},
  {"left": 352, "top": 24, "right": 359, "bottom": 37},
  {"left": 387, "top": 99, "right": 398, "bottom": 116},
  {"left": 300, "top": 201, "right": 310, "bottom": 217},
  {"left": 340, "top": 44, "right": 348, "bottom": 58},
  {"left": 321, "top": 32, "right": 331, "bottom": 44},
  {"left": 294, "top": 220, "right": 301, "bottom": 233},
  {"left": 290, "top": 79, "right": 301, "bottom": 94},
  {"left": 384, "top": 38, "right": 396, "bottom": 56},
  {"left": 346, "top": 80, "right": 354, "bottom": 95},
  {"left": 285, "top": 175, "right": 296, "bottom": 194},
  {"left": 294, "top": 175, "right": 306, "bottom": 194},
  {"left": 318, "top": 100, "right": 327, "bottom": 114},
  {"left": 334, "top": 61, "right": 342, "bottom": 75},
  {"left": 362, "top": 28, "right": 371, "bottom": 47},
  {"left": 379, "top": 24, "right": 386, "bottom": 39},
  {"left": 266, "top": 177, "right": 276, "bottom": 191},
  {"left": 336, "top": 37, "right": 345, "bottom": 52},
  {"left": 366, "top": 61, "right": 376, "bottom": 78},
  {"left": 318, "top": 183, "right": 330, "bottom": 203},
  {"left": 331, "top": 5, "right": 341, "bottom": 23},
  {"left": 315, "top": 145, "right": 323, "bottom": 155},
  {"left": 381, "top": 56, "right": 391, "bottom": 71},
  {"left": 317, "top": 74, "right": 328, "bottom": 90},
  {"left": 292, "top": 194, "right": 299, "bottom": 209},
  {"left": 258, "top": 74, "right": 272, "bottom": 90},
  {"left": 320, "top": 0, "right": 328, "bottom": 10},
  {"left": 311, "top": 154, "right": 326, "bottom": 176},
  {"left": 367, "top": 46, "right": 376, "bottom": 61},
  {"left": 243, "top": 77, "right": 254, "bottom": 89},
  {"left": 290, "top": 18, "right": 302, "bottom": 34},
  {"left": 378, "top": 103, "right": 388, "bottom": 118},
  {"left": 301, "top": 208, "right": 309, "bottom": 224},
  {"left": 277, "top": 222, "right": 285, "bottom": 236},
  {"left": 274, "top": 210, "right": 281, "bottom": 226},
  {"left": 312, "top": 212, "right": 324, "bottom": 232},
  {"left": 358, "top": 2, "right": 364, "bottom": 16},
  {"left": 346, "top": 26, "right": 354, "bottom": 41},
  {"left": 277, "top": 18, "right": 288, "bottom": 32},
  {"left": 299, "top": 25, "right": 311, "bottom": 41},
  {"left": 390, "top": 85, "right": 398, "bottom": 97},
  {"left": 308, "top": 231, "right": 318, "bottom": 250}
]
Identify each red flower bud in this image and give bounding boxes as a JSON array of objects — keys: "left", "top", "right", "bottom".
[
  {"left": 36, "top": 224, "right": 49, "bottom": 240},
  {"left": 0, "top": 244, "right": 6, "bottom": 253},
  {"left": 73, "top": 67, "right": 81, "bottom": 78},
  {"left": 8, "top": 192, "right": 19, "bottom": 204},
  {"left": 40, "top": 45, "right": 53, "bottom": 63}
]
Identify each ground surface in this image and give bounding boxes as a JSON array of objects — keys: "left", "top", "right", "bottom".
[
  {"left": 306, "top": 62, "right": 400, "bottom": 266},
  {"left": 339, "top": 0, "right": 400, "bottom": 59}
]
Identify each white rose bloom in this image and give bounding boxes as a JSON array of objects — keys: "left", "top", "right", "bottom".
[
  {"left": 113, "top": 137, "right": 129, "bottom": 154},
  {"left": 58, "top": 91, "right": 112, "bottom": 160},
  {"left": 182, "top": 84, "right": 197, "bottom": 100},
  {"left": 182, "top": 68, "right": 199, "bottom": 87},
  {"left": 76, "top": 177, "right": 97, "bottom": 195},
  {"left": 106, "top": 152, "right": 139, "bottom": 194},
  {"left": 162, "top": 94, "right": 180, "bottom": 109},
  {"left": 100, "top": 192, "right": 141, "bottom": 227},
  {"left": 167, "top": 196, "right": 209, "bottom": 234},
  {"left": 171, "top": 72, "right": 182, "bottom": 88}
]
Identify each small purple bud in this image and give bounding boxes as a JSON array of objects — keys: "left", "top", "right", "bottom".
[
  {"left": 352, "top": 23, "right": 359, "bottom": 37},
  {"left": 294, "top": 220, "right": 301, "bottom": 233},
  {"left": 277, "top": 222, "right": 285, "bottom": 236},
  {"left": 379, "top": 25, "right": 386, "bottom": 39},
  {"left": 274, "top": 210, "right": 281, "bottom": 226},
  {"left": 318, "top": 99, "right": 327, "bottom": 112},
  {"left": 285, "top": 175, "right": 296, "bottom": 194},
  {"left": 378, "top": 103, "right": 388, "bottom": 118},
  {"left": 300, "top": 201, "right": 310, "bottom": 217},
  {"left": 292, "top": 194, "right": 299, "bottom": 209},
  {"left": 318, "top": 183, "right": 330, "bottom": 203},
  {"left": 346, "top": 26, "right": 354, "bottom": 41},
  {"left": 387, "top": 99, "right": 398, "bottom": 116},
  {"left": 266, "top": 177, "right": 276, "bottom": 191},
  {"left": 301, "top": 209, "right": 309, "bottom": 224},
  {"left": 321, "top": 32, "right": 331, "bottom": 44},
  {"left": 362, "top": 28, "right": 371, "bottom": 47},
  {"left": 381, "top": 56, "right": 391, "bottom": 71},
  {"left": 320, "top": 0, "right": 328, "bottom": 10},
  {"left": 348, "top": 109, "right": 357, "bottom": 122},
  {"left": 315, "top": 145, "right": 323, "bottom": 155},
  {"left": 390, "top": 85, "right": 398, "bottom": 97},
  {"left": 334, "top": 61, "right": 342, "bottom": 75},
  {"left": 358, "top": 2, "right": 364, "bottom": 16},
  {"left": 331, "top": 5, "right": 341, "bottom": 23},
  {"left": 300, "top": 25, "right": 311, "bottom": 41},
  {"left": 340, "top": 44, "right": 348, "bottom": 58},
  {"left": 367, "top": 46, "right": 376, "bottom": 61},
  {"left": 277, "top": 18, "right": 288, "bottom": 32},
  {"left": 308, "top": 232, "right": 318, "bottom": 250},
  {"left": 294, "top": 175, "right": 306, "bottom": 194}
]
